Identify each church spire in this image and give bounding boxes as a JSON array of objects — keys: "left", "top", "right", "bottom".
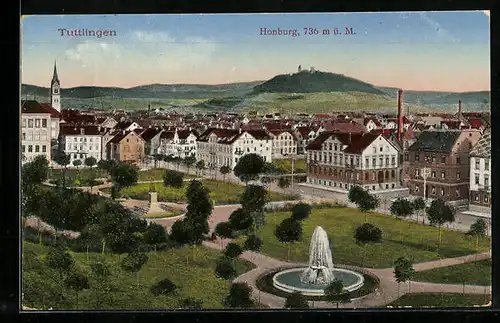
[{"left": 52, "top": 61, "right": 59, "bottom": 84}]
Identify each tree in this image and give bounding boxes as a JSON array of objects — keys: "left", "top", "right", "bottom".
[
  {"left": 466, "top": 219, "right": 487, "bottom": 255},
  {"left": 233, "top": 153, "right": 265, "bottom": 183},
  {"left": 228, "top": 208, "right": 254, "bottom": 232},
  {"left": 178, "top": 297, "right": 203, "bottom": 310},
  {"left": 183, "top": 155, "right": 196, "bottom": 175},
  {"left": 224, "top": 282, "right": 254, "bottom": 308},
  {"left": 348, "top": 185, "right": 365, "bottom": 204},
  {"left": 393, "top": 257, "right": 415, "bottom": 296},
  {"left": 214, "top": 222, "right": 233, "bottom": 247},
  {"left": 358, "top": 193, "right": 380, "bottom": 220},
  {"left": 325, "top": 279, "right": 350, "bottom": 308},
  {"left": 150, "top": 278, "right": 177, "bottom": 296},
  {"left": 284, "top": 291, "right": 309, "bottom": 309},
  {"left": 278, "top": 177, "right": 290, "bottom": 193},
  {"left": 54, "top": 153, "right": 71, "bottom": 188},
  {"left": 121, "top": 251, "right": 149, "bottom": 288},
  {"left": 426, "top": 198, "right": 456, "bottom": 249},
  {"left": 291, "top": 202, "right": 312, "bottom": 221},
  {"left": 64, "top": 270, "right": 89, "bottom": 308},
  {"left": 163, "top": 170, "right": 184, "bottom": 188},
  {"left": 184, "top": 180, "right": 213, "bottom": 247},
  {"left": 243, "top": 234, "right": 262, "bottom": 252},
  {"left": 79, "top": 224, "right": 102, "bottom": 263},
  {"left": 220, "top": 165, "right": 231, "bottom": 182},
  {"left": 45, "top": 244, "right": 75, "bottom": 280},
  {"left": 412, "top": 197, "right": 426, "bottom": 224},
  {"left": 90, "top": 260, "right": 114, "bottom": 308},
  {"left": 195, "top": 160, "right": 205, "bottom": 176},
  {"left": 354, "top": 223, "right": 383, "bottom": 266},
  {"left": 84, "top": 156, "right": 97, "bottom": 168},
  {"left": 390, "top": 198, "right": 414, "bottom": 240},
  {"left": 170, "top": 219, "right": 195, "bottom": 245},
  {"left": 143, "top": 222, "right": 168, "bottom": 251},
  {"left": 72, "top": 159, "right": 82, "bottom": 168},
  {"left": 215, "top": 256, "right": 237, "bottom": 280},
  {"left": 274, "top": 217, "right": 302, "bottom": 261},
  {"left": 240, "top": 184, "right": 268, "bottom": 214},
  {"left": 224, "top": 242, "right": 243, "bottom": 259},
  {"left": 97, "top": 159, "right": 117, "bottom": 174},
  {"left": 109, "top": 162, "right": 139, "bottom": 188},
  {"left": 21, "top": 155, "right": 49, "bottom": 188}
]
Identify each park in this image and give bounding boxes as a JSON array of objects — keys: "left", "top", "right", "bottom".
[{"left": 21, "top": 154, "right": 491, "bottom": 310}]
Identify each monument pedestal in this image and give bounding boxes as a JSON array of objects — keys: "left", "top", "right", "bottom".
[{"left": 148, "top": 192, "right": 163, "bottom": 214}]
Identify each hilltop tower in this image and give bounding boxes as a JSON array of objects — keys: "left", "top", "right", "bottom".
[{"left": 50, "top": 61, "right": 61, "bottom": 112}]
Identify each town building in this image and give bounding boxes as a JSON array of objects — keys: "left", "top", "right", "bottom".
[
  {"left": 106, "top": 130, "right": 146, "bottom": 164},
  {"left": 21, "top": 100, "right": 52, "bottom": 163},
  {"left": 269, "top": 129, "right": 297, "bottom": 158},
  {"left": 305, "top": 131, "right": 401, "bottom": 192},
  {"left": 58, "top": 125, "right": 105, "bottom": 165},
  {"left": 156, "top": 129, "right": 197, "bottom": 158},
  {"left": 469, "top": 129, "right": 491, "bottom": 213},
  {"left": 139, "top": 127, "right": 164, "bottom": 156},
  {"left": 196, "top": 128, "right": 273, "bottom": 170},
  {"left": 404, "top": 129, "right": 482, "bottom": 205}
]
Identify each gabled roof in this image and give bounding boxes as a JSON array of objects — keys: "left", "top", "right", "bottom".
[
  {"left": 470, "top": 129, "right": 490, "bottom": 158},
  {"left": 177, "top": 130, "right": 196, "bottom": 139},
  {"left": 21, "top": 100, "right": 50, "bottom": 114},
  {"left": 160, "top": 131, "right": 175, "bottom": 140},
  {"left": 245, "top": 129, "right": 273, "bottom": 140},
  {"left": 140, "top": 127, "right": 162, "bottom": 141},
  {"left": 197, "top": 128, "right": 239, "bottom": 143},
  {"left": 39, "top": 103, "right": 61, "bottom": 118},
  {"left": 407, "top": 131, "right": 461, "bottom": 153},
  {"left": 305, "top": 131, "right": 380, "bottom": 154},
  {"left": 109, "top": 130, "right": 145, "bottom": 144},
  {"left": 59, "top": 125, "right": 104, "bottom": 136}
]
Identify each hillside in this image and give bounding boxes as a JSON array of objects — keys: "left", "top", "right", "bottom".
[
  {"left": 376, "top": 86, "right": 490, "bottom": 106},
  {"left": 253, "top": 71, "right": 387, "bottom": 95}
]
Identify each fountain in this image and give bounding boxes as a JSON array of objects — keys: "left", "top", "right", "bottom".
[{"left": 272, "top": 226, "right": 365, "bottom": 296}]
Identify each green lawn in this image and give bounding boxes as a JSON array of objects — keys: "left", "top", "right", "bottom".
[
  {"left": 386, "top": 293, "right": 491, "bottom": 308},
  {"left": 272, "top": 159, "right": 307, "bottom": 174},
  {"left": 22, "top": 241, "right": 255, "bottom": 310},
  {"left": 235, "top": 208, "right": 490, "bottom": 268},
  {"left": 107, "top": 180, "right": 295, "bottom": 204},
  {"left": 138, "top": 168, "right": 197, "bottom": 181},
  {"left": 141, "top": 211, "right": 184, "bottom": 219},
  {"left": 413, "top": 259, "right": 491, "bottom": 286},
  {"left": 49, "top": 168, "right": 108, "bottom": 187}
]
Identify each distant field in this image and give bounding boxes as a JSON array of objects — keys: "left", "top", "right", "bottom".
[{"left": 272, "top": 158, "right": 307, "bottom": 174}]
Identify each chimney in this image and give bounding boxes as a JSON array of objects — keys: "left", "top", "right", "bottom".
[
  {"left": 397, "top": 89, "right": 404, "bottom": 142},
  {"left": 458, "top": 100, "right": 462, "bottom": 122}
]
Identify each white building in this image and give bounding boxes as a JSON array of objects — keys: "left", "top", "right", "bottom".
[
  {"left": 58, "top": 125, "right": 105, "bottom": 165},
  {"left": 269, "top": 129, "right": 297, "bottom": 158},
  {"left": 157, "top": 129, "right": 198, "bottom": 158},
  {"left": 21, "top": 101, "right": 52, "bottom": 163},
  {"left": 306, "top": 131, "right": 401, "bottom": 192},
  {"left": 469, "top": 129, "right": 491, "bottom": 214},
  {"left": 196, "top": 128, "right": 273, "bottom": 170}
]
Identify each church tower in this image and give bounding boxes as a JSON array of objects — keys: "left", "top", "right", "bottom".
[{"left": 50, "top": 61, "right": 61, "bottom": 112}]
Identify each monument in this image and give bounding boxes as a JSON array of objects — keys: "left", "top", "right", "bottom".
[{"left": 147, "top": 179, "right": 163, "bottom": 214}]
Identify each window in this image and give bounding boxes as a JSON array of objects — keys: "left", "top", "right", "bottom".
[
  {"left": 431, "top": 171, "right": 436, "bottom": 178},
  {"left": 42, "top": 145, "right": 46, "bottom": 152},
  {"left": 485, "top": 159, "right": 490, "bottom": 170},
  {"left": 22, "top": 133, "right": 26, "bottom": 140},
  {"left": 391, "top": 157, "right": 395, "bottom": 165},
  {"left": 391, "top": 170, "right": 395, "bottom": 178},
  {"left": 431, "top": 186, "right": 436, "bottom": 195},
  {"left": 28, "top": 119, "right": 33, "bottom": 128},
  {"left": 431, "top": 155, "right": 436, "bottom": 163},
  {"left": 415, "top": 168, "right": 420, "bottom": 176},
  {"left": 379, "top": 146, "right": 383, "bottom": 152},
  {"left": 42, "top": 119, "right": 47, "bottom": 127},
  {"left": 385, "top": 157, "right": 389, "bottom": 165},
  {"left": 425, "top": 155, "right": 430, "bottom": 162},
  {"left": 415, "top": 154, "right": 420, "bottom": 161},
  {"left": 80, "top": 154, "right": 84, "bottom": 159},
  {"left": 475, "top": 159, "right": 480, "bottom": 170},
  {"left": 456, "top": 189, "right": 460, "bottom": 197},
  {"left": 475, "top": 174, "right": 480, "bottom": 185},
  {"left": 28, "top": 145, "right": 32, "bottom": 152},
  {"left": 456, "top": 156, "right": 461, "bottom": 164},
  {"left": 475, "top": 193, "right": 479, "bottom": 201},
  {"left": 22, "top": 145, "right": 25, "bottom": 152},
  {"left": 484, "top": 193, "right": 489, "bottom": 203},
  {"left": 372, "top": 172, "right": 376, "bottom": 180},
  {"left": 484, "top": 175, "right": 489, "bottom": 187},
  {"left": 404, "top": 153, "right": 409, "bottom": 161},
  {"left": 440, "top": 188, "right": 444, "bottom": 196},
  {"left": 22, "top": 119, "right": 26, "bottom": 128},
  {"left": 365, "top": 158, "right": 369, "bottom": 166},
  {"left": 441, "top": 171, "right": 445, "bottom": 179},
  {"left": 80, "top": 138, "right": 83, "bottom": 142},
  {"left": 365, "top": 173, "right": 369, "bottom": 180},
  {"left": 441, "top": 156, "right": 446, "bottom": 163},
  {"left": 35, "top": 119, "right": 40, "bottom": 127},
  {"left": 456, "top": 172, "right": 460, "bottom": 180},
  {"left": 372, "top": 158, "right": 376, "bottom": 166},
  {"left": 329, "top": 143, "right": 332, "bottom": 150},
  {"left": 415, "top": 185, "right": 419, "bottom": 192},
  {"left": 372, "top": 185, "right": 376, "bottom": 190},
  {"left": 74, "top": 154, "right": 77, "bottom": 159},
  {"left": 35, "top": 145, "right": 39, "bottom": 153}
]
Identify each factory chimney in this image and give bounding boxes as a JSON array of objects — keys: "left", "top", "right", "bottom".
[
  {"left": 397, "top": 89, "right": 404, "bottom": 142},
  {"left": 458, "top": 100, "right": 462, "bottom": 122}
]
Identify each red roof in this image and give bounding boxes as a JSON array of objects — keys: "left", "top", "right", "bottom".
[
  {"left": 305, "top": 131, "right": 380, "bottom": 154},
  {"left": 469, "top": 119, "right": 485, "bottom": 128},
  {"left": 59, "top": 125, "right": 104, "bottom": 136},
  {"left": 39, "top": 103, "right": 61, "bottom": 118},
  {"left": 21, "top": 100, "right": 49, "bottom": 114}
]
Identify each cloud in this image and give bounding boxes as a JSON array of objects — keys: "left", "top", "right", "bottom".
[
  {"left": 483, "top": 10, "right": 490, "bottom": 21},
  {"left": 64, "top": 41, "right": 121, "bottom": 67},
  {"left": 419, "top": 12, "right": 459, "bottom": 43}
]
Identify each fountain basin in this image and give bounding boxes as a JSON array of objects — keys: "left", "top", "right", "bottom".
[{"left": 272, "top": 267, "right": 365, "bottom": 296}]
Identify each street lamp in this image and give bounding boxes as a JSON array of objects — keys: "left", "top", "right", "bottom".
[{"left": 421, "top": 167, "right": 431, "bottom": 205}]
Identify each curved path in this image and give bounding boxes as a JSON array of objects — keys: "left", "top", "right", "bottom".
[{"left": 150, "top": 206, "right": 492, "bottom": 309}]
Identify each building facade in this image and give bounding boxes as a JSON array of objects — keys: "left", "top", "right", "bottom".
[
  {"left": 21, "top": 101, "right": 52, "bottom": 163},
  {"left": 306, "top": 132, "right": 401, "bottom": 192},
  {"left": 157, "top": 129, "right": 197, "bottom": 158},
  {"left": 58, "top": 125, "right": 104, "bottom": 165},
  {"left": 107, "top": 130, "right": 146, "bottom": 163},
  {"left": 269, "top": 130, "right": 297, "bottom": 158},
  {"left": 469, "top": 129, "right": 491, "bottom": 213},
  {"left": 404, "top": 130, "right": 482, "bottom": 205}
]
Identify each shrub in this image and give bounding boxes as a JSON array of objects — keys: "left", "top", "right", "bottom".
[{"left": 150, "top": 278, "right": 177, "bottom": 296}]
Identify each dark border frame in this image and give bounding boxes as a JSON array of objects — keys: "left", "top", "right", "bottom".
[{"left": 9, "top": 1, "right": 499, "bottom": 323}]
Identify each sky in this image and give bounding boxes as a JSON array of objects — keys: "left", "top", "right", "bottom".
[{"left": 21, "top": 11, "right": 490, "bottom": 92}]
